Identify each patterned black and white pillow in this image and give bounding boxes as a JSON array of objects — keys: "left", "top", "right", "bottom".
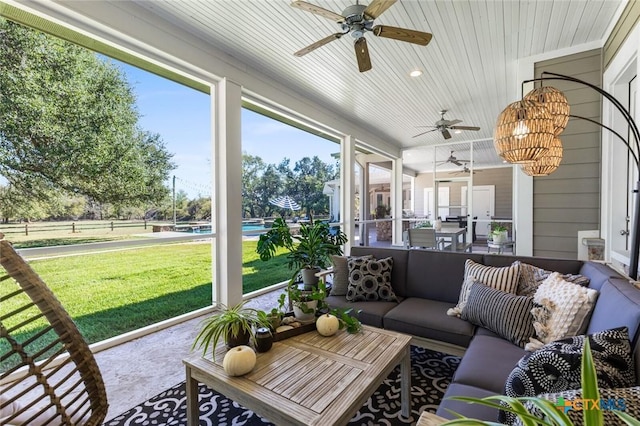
[
  {"left": 515, "top": 261, "right": 591, "bottom": 297},
  {"left": 329, "top": 255, "right": 373, "bottom": 296},
  {"left": 346, "top": 256, "right": 397, "bottom": 302},
  {"left": 502, "top": 327, "right": 636, "bottom": 424},
  {"left": 461, "top": 282, "right": 536, "bottom": 348}
]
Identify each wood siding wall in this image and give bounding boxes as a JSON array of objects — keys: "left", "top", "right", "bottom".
[
  {"left": 604, "top": 0, "right": 640, "bottom": 71},
  {"left": 413, "top": 167, "right": 513, "bottom": 219},
  {"left": 533, "top": 50, "right": 602, "bottom": 259}
]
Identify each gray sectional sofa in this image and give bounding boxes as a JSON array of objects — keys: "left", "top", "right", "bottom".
[{"left": 324, "top": 246, "right": 640, "bottom": 422}]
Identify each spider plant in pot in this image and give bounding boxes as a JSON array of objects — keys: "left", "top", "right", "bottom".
[
  {"left": 192, "top": 300, "right": 271, "bottom": 360},
  {"left": 256, "top": 218, "right": 348, "bottom": 287}
]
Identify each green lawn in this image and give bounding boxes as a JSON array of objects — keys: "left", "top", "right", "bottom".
[{"left": 2, "top": 241, "right": 291, "bottom": 356}]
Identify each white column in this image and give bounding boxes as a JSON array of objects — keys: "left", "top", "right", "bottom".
[
  {"left": 513, "top": 166, "right": 533, "bottom": 256},
  {"left": 392, "top": 157, "right": 404, "bottom": 246},
  {"left": 214, "top": 78, "right": 243, "bottom": 307},
  {"left": 341, "top": 135, "right": 356, "bottom": 253}
]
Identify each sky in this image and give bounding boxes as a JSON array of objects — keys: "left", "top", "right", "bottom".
[{"left": 118, "top": 62, "right": 340, "bottom": 198}]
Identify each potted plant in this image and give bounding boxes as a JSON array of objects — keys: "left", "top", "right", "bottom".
[
  {"left": 192, "top": 300, "right": 271, "bottom": 360},
  {"left": 257, "top": 292, "right": 287, "bottom": 330},
  {"left": 288, "top": 279, "right": 328, "bottom": 321},
  {"left": 490, "top": 222, "right": 508, "bottom": 243},
  {"left": 256, "top": 218, "right": 348, "bottom": 287}
]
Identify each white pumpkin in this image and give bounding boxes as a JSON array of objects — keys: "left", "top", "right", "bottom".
[
  {"left": 222, "top": 345, "right": 256, "bottom": 376},
  {"left": 316, "top": 313, "right": 339, "bottom": 336}
]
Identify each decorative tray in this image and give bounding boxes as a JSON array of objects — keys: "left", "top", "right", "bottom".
[{"left": 272, "top": 313, "right": 317, "bottom": 341}]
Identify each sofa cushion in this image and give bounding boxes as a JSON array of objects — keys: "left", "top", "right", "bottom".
[
  {"left": 526, "top": 272, "right": 599, "bottom": 351},
  {"left": 350, "top": 247, "right": 409, "bottom": 297},
  {"left": 579, "top": 261, "right": 624, "bottom": 291},
  {"left": 436, "top": 383, "right": 500, "bottom": 421},
  {"left": 324, "top": 295, "right": 399, "bottom": 329},
  {"left": 483, "top": 254, "right": 583, "bottom": 275},
  {"left": 452, "top": 334, "right": 526, "bottom": 394},
  {"left": 329, "top": 254, "right": 372, "bottom": 296},
  {"left": 383, "top": 298, "right": 475, "bottom": 347},
  {"left": 405, "top": 250, "right": 484, "bottom": 302},
  {"left": 346, "top": 256, "right": 398, "bottom": 302},
  {"left": 461, "top": 283, "right": 536, "bottom": 348},
  {"left": 504, "top": 328, "right": 636, "bottom": 416},
  {"left": 587, "top": 279, "right": 640, "bottom": 343},
  {"left": 448, "top": 259, "right": 520, "bottom": 317}
]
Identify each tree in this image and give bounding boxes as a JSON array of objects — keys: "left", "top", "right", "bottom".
[
  {"left": 0, "top": 19, "right": 175, "bottom": 205},
  {"left": 291, "top": 156, "right": 336, "bottom": 217},
  {"left": 242, "top": 154, "right": 266, "bottom": 218}
]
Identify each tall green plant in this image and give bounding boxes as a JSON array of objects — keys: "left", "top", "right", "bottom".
[
  {"left": 256, "top": 218, "right": 348, "bottom": 271},
  {"left": 441, "top": 340, "right": 639, "bottom": 425}
]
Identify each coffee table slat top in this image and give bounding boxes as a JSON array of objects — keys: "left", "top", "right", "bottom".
[{"left": 184, "top": 325, "right": 412, "bottom": 426}]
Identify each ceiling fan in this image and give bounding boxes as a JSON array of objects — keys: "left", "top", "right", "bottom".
[
  {"left": 437, "top": 150, "right": 470, "bottom": 167},
  {"left": 291, "top": 0, "right": 433, "bottom": 72},
  {"left": 453, "top": 162, "right": 483, "bottom": 175},
  {"left": 413, "top": 110, "right": 481, "bottom": 140}
]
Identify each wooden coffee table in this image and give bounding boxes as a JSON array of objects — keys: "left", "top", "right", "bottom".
[{"left": 183, "top": 325, "right": 412, "bottom": 426}]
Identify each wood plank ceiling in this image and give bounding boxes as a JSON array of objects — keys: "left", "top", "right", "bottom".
[{"left": 133, "top": 0, "right": 623, "bottom": 173}]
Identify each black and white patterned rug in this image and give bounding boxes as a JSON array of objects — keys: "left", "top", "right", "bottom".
[{"left": 104, "top": 346, "right": 460, "bottom": 426}]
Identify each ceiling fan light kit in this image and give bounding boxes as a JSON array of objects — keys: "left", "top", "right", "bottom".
[
  {"left": 493, "top": 99, "right": 555, "bottom": 164},
  {"left": 291, "top": 0, "right": 432, "bottom": 72}
]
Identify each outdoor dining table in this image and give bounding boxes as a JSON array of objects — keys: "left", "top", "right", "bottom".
[{"left": 435, "top": 227, "right": 468, "bottom": 251}]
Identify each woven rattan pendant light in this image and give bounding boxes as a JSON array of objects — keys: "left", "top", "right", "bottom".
[
  {"left": 521, "top": 136, "right": 563, "bottom": 176},
  {"left": 494, "top": 99, "right": 555, "bottom": 163},
  {"left": 524, "top": 86, "right": 570, "bottom": 136}
]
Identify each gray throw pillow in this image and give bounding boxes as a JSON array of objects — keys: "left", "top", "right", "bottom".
[
  {"left": 461, "top": 282, "right": 536, "bottom": 348},
  {"left": 329, "top": 254, "right": 372, "bottom": 296}
]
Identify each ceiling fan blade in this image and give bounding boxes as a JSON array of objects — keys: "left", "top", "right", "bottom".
[
  {"left": 363, "top": 0, "right": 397, "bottom": 19},
  {"left": 354, "top": 37, "right": 372, "bottom": 72},
  {"left": 442, "top": 129, "right": 452, "bottom": 139},
  {"left": 294, "top": 33, "right": 343, "bottom": 56},
  {"left": 290, "top": 1, "right": 344, "bottom": 22},
  {"left": 449, "top": 125, "right": 481, "bottom": 131},
  {"left": 442, "top": 119, "right": 462, "bottom": 126},
  {"left": 372, "top": 25, "right": 432, "bottom": 46},
  {"left": 412, "top": 128, "right": 438, "bottom": 138}
]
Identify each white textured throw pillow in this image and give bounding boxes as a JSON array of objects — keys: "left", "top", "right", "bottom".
[
  {"left": 447, "top": 259, "right": 521, "bottom": 317},
  {"left": 525, "top": 272, "right": 599, "bottom": 351}
]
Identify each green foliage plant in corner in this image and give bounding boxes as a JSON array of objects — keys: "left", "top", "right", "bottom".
[
  {"left": 192, "top": 300, "right": 271, "bottom": 360},
  {"left": 440, "top": 339, "right": 640, "bottom": 426},
  {"left": 256, "top": 218, "right": 348, "bottom": 285}
]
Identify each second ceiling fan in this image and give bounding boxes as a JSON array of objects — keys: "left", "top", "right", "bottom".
[
  {"left": 413, "top": 110, "right": 481, "bottom": 140},
  {"left": 291, "top": 0, "right": 433, "bottom": 72}
]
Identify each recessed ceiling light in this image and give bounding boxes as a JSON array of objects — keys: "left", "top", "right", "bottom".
[{"left": 409, "top": 69, "right": 423, "bottom": 77}]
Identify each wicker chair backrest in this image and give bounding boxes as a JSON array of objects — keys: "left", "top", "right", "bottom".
[{"left": 1, "top": 239, "right": 108, "bottom": 425}]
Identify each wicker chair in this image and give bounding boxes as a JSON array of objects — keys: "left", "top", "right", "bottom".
[{"left": 0, "top": 238, "right": 108, "bottom": 425}]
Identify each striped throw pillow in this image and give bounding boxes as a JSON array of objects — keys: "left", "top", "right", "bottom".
[
  {"left": 447, "top": 259, "right": 521, "bottom": 317},
  {"left": 461, "top": 282, "right": 536, "bottom": 347}
]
